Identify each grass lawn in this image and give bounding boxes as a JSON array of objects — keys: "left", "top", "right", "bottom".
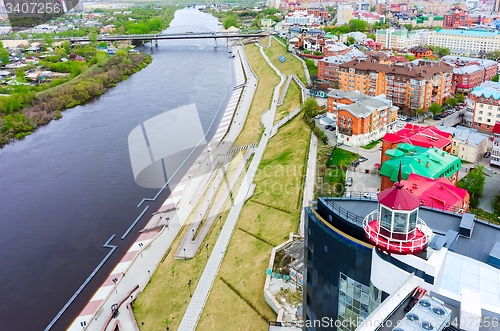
[
  {"left": 275, "top": 80, "right": 301, "bottom": 123},
  {"left": 470, "top": 208, "right": 500, "bottom": 225},
  {"left": 361, "top": 138, "right": 382, "bottom": 150},
  {"left": 326, "top": 147, "right": 360, "bottom": 168},
  {"left": 314, "top": 140, "right": 334, "bottom": 199},
  {"left": 234, "top": 43, "right": 280, "bottom": 148},
  {"left": 132, "top": 151, "right": 246, "bottom": 331},
  {"left": 198, "top": 116, "right": 310, "bottom": 330},
  {"left": 321, "top": 147, "right": 360, "bottom": 197},
  {"left": 263, "top": 38, "right": 306, "bottom": 86}
]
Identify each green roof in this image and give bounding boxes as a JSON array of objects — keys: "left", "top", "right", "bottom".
[
  {"left": 324, "top": 33, "right": 336, "bottom": 39},
  {"left": 381, "top": 144, "right": 461, "bottom": 182}
]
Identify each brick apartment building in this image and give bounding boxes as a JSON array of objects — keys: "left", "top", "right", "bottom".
[
  {"left": 444, "top": 9, "right": 474, "bottom": 28},
  {"left": 442, "top": 56, "right": 498, "bottom": 94},
  {"left": 317, "top": 50, "right": 363, "bottom": 84},
  {"left": 469, "top": 81, "right": 500, "bottom": 132},
  {"left": 326, "top": 90, "right": 398, "bottom": 146},
  {"left": 491, "top": 122, "right": 500, "bottom": 167},
  {"left": 338, "top": 58, "right": 453, "bottom": 111}
]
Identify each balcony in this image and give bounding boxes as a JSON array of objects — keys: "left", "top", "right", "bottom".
[{"left": 362, "top": 210, "right": 432, "bottom": 255}]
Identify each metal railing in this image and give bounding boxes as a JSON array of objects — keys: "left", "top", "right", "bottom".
[
  {"left": 362, "top": 210, "right": 432, "bottom": 254},
  {"left": 322, "top": 198, "right": 367, "bottom": 227},
  {"left": 338, "top": 191, "right": 466, "bottom": 214}
]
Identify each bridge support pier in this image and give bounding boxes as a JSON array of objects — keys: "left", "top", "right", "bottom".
[
  {"left": 155, "top": 40, "right": 158, "bottom": 47},
  {"left": 214, "top": 38, "right": 217, "bottom": 48}
]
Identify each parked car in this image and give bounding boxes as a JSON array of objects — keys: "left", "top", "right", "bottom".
[
  {"left": 346, "top": 177, "right": 353, "bottom": 187},
  {"left": 351, "top": 161, "right": 360, "bottom": 167},
  {"left": 484, "top": 152, "right": 491, "bottom": 158},
  {"left": 325, "top": 125, "right": 331, "bottom": 129},
  {"left": 379, "top": 146, "right": 382, "bottom": 151},
  {"left": 329, "top": 126, "right": 336, "bottom": 131},
  {"left": 405, "top": 117, "right": 412, "bottom": 122},
  {"left": 398, "top": 123, "right": 405, "bottom": 128},
  {"left": 358, "top": 157, "right": 368, "bottom": 162},
  {"left": 363, "top": 192, "right": 378, "bottom": 199}
]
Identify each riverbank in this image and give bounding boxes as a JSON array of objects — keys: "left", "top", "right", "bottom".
[{"left": 0, "top": 52, "right": 152, "bottom": 147}]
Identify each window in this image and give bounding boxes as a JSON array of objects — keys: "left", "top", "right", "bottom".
[
  {"left": 488, "top": 113, "right": 492, "bottom": 116},
  {"left": 479, "top": 111, "right": 483, "bottom": 114},
  {"left": 489, "top": 105, "right": 493, "bottom": 110},
  {"left": 380, "top": 206, "right": 392, "bottom": 231},
  {"left": 479, "top": 117, "right": 482, "bottom": 121},
  {"left": 480, "top": 104, "right": 484, "bottom": 108},
  {"left": 338, "top": 273, "right": 376, "bottom": 331},
  {"left": 393, "top": 212, "right": 408, "bottom": 233}
]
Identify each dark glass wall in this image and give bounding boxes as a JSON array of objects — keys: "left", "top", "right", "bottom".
[{"left": 304, "top": 204, "right": 373, "bottom": 331}]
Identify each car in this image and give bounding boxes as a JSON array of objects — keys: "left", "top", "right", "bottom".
[
  {"left": 484, "top": 152, "right": 491, "bottom": 158},
  {"left": 363, "top": 192, "right": 378, "bottom": 199},
  {"left": 329, "top": 126, "right": 336, "bottom": 131},
  {"left": 405, "top": 117, "right": 412, "bottom": 122},
  {"left": 325, "top": 125, "right": 331, "bottom": 129},
  {"left": 397, "top": 123, "right": 405, "bottom": 128},
  {"left": 346, "top": 177, "right": 353, "bottom": 187},
  {"left": 358, "top": 157, "right": 368, "bottom": 162},
  {"left": 351, "top": 161, "right": 360, "bottom": 167},
  {"left": 379, "top": 146, "right": 382, "bottom": 151}
]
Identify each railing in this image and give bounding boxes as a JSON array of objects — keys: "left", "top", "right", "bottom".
[
  {"left": 322, "top": 198, "right": 368, "bottom": 227},
  {"left": 338, "top": 191, "right": 466, "bottom": 214},
  {"left": 362, "top": 210, "right": 432, "bottom": 254}
]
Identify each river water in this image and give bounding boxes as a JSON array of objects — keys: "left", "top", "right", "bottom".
[{"left": 0, "top": 8, "right": 233, "bottom": 330}]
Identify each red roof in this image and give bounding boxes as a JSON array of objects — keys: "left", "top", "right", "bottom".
[
  {"left": 401, "top": 174, "right": 469, "bottom": 212},
  {"left": 493, "top": 122, "right": 500, "bottom": 135},
  {"left": 383, "top": 124, "right": 452, "bottom": 150},
  {"left": 377, "top": 182, "right": 420, "bottom": 211}
]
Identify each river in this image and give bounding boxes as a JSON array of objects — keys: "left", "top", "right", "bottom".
[{"left": 0, "top": 8, "right": 234, "bottom": 331}]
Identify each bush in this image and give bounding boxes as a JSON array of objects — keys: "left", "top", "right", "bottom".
[{"left": 470, "top": 196, "right": 480, "bottom": 209}]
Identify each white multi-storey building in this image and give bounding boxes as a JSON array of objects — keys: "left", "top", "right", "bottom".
[
  {"left": 492, "top": 122, "right": 500, "bottom": 167},
  {"left": 429, "top": 29, "right": 500, "bottom": 55},
  {"left": 337, "top": 4, "right": 353, "bottom": 25},
  {"left": 376, "top": 28, "right": 422, "bottom": 50}
]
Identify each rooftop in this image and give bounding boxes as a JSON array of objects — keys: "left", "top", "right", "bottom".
[
  {"left": 401, "top": 173, "right": 469, "bottom": 211},
  {"left": 339, "top": 58, "right": 453, "bottom": 79},
  {"left": 327, "top": 89, "right": 397, "bottom": 119},
  {"left": 383, "top": 123, "right": 452, "bottom": 150},
  {"left": 438, "top": 125, "right": 488, "bottom": 148},
  {"left": 432, "top": 29, "right": 500, "bottom": 37},
  {"left": 380, "top": 144, "right": 461, "bottom": 182},
  {"left": 470, "top": 81, "right": 500, "bottom": 100}
]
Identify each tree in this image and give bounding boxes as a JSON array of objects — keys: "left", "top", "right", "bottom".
[
  {"left": 404, "top": 24, "right": 413, "bottom": 31},
  {"left": 348, "top": 19, "right": 367, "bottom": 32},
  {"left": 0, "top": 41, "right": 8, "bottom": 65},
  {"left": 98, "top": 41, "right": 107, "bottom": 48},
  {"left": 416, "top": 108, "right": 425, "bottom": 118},
  {"left": 428, "top": 103, "right": 441, "bottom": 117},
  {"left": 458, "top": 165, "right": 485, "bottom": 209},
  {"left": 455, "top": 93, "right": 465, "bottom": 103},
  {"left": 44, "top": 35, "right": 54, "bottom": 47},
  {"left": 367, "top": 33, "right": 376, "bottom": 40},
  {"left": 302, "top": 97, "right": 319, "bottom": 118},
  {"left": 223, "top": 16, "right": 237, "bottom": 29},
  {"left": 492, "top": 193, "right": 500, "bottom": 214},
  {"left": 347, "top": 36, "right": 355, "bottom": 45},
  {"left": 15, "top": 68, "right": 25, "bottom": 80},
  {"left": 89, "top": 32, "right": 98, "bottom": 45},
  {"left": 493, "top": 74, "right": 499, "bottom": 82},
  {"left": 445, "top": 97, "right": 457, "bottom": 107}
]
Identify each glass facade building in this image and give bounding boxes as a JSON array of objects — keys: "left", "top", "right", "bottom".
[{"left": 304, "top": 198, "right": 382, "bottom": 331}]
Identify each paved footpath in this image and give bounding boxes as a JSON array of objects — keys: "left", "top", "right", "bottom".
[
  {"left": 299, "top": 132, "right": 317, "bottom": 236},
  {"left": 177, "top": 42, "right": 287, "bottom": 331},
  {"left": 67, "top": 45, "right": 257, "bottom": 331}
]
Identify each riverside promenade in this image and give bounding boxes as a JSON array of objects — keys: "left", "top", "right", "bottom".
[
  {"left": 177, "top": 41, "right": 287, "bottom": 331},
  {"left": 66, "top": 45, "right": 257, "bottom": 331}
]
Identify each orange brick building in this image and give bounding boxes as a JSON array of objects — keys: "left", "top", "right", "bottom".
[
  {"left": 409, "top": 46, "right": 433, "bottom": 59},
  {"left": 338, "top": 58, "right": 453, "bottom": 111},
  {"left": 326, "top": 90, "right": 398, "bottom": 146}
]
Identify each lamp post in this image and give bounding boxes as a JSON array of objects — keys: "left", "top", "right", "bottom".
[
  {"left": 188, "top": 279, "right": 192, "bottom": 297},
  {"left": 219, "top": 215, "right": 222, "bottom": 230},
  {"left": 183, "top": 248, "right": 186, "bottom": 260},
  {"left": 206, "top": 243, "right": 209, "bottom": 259}
]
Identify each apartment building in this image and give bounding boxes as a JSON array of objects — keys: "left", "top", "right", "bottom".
[
  {"left": 428, "top": 29, "right": 500, "bottom": 56},
  {"left": 444, "top": 9, "right": 474, "bottom": 28},
  {"left": 326, "top": 90, "right": 398, "bottom": 146},
  {"left": 442, "top": 55, "right": 498, "bottom": 94},
  {"left": 469, "top": 81, "right": 500, "bottom": 131},
  {"left": 337, "top": 4, "right": 353, "bottom": 25},
  {"left": 376, "top": 28, "right": 422, "bottom": 50},
  {"left": 338, "top": 58, "right": 453, "bottom": 111},
  {"left": 413, "top": 16, "right": 444, "bottom": 29},
  {"left": 439, "top": 125, "right": 488, "bottom": 163},
  {"left": 317, "top": 51, "right": 363, "bottom": 84},
  {"left": 491, "top": 122, "right": 500, "bottom": 167}
]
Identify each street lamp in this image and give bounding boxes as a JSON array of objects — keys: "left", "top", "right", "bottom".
[
  {"left": 219, "top": 215, "right": 222, "bottom": 230},
  {"left": 183, "top": 248, "right": 186, "bottom": 260},
  {"left": 188, "top": 279, "right": 192, "bottom": 297},
  {"left": 206, "top": 243, "right": 209, "bottom": 259}
]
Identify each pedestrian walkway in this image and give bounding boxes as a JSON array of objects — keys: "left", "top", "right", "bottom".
[
  {"left": 277, "top": 75, "right": 293, "bottom": 106},
  {"left": 175, "top": 147, "right": 255, "bottom": 259},
  {"left": 177, "top": 39, "right": 287, "bottom": 331},
  {"left": 270, "top": 105, "right": 302, "bottom": 138},
  {"left": 299, "top": 132, "right": 317, "bottom": 236},
  {"left": 71, "top": 45, "right": 258, "bottom": 331}
]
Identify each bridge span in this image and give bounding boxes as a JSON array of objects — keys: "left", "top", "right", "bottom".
[{"left": 66, "top": 31, "right": 269, "bottom": 44}]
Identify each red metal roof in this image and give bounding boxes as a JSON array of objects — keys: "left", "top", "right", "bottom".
[
  {"left": 377, "top": 182, "right": 420, "bottom": 211},
  {"left": 401, "top": 174, "right": 468, "bottom": 212},
  {"left": 383, "top": 124, "right": 452, "bottom": 150},
  {"left": 493, "top": 122, "right": 500, "bottom": 135}
]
